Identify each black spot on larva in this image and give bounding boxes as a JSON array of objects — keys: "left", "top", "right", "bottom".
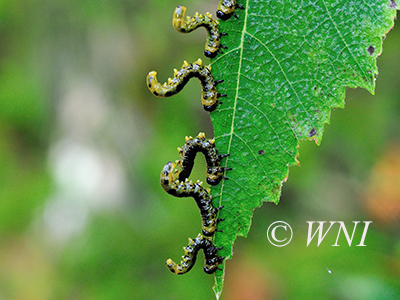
[
  {"left": 390, "top": 0, "right": 396, "bottom": 9},
  {"left": 308, "top": 128, "right": 316, "bottom": 137},
  {"left": 367, "top": 46, "right": 375, "bottom": 55},
  {"left": 258, "top": 150, "right": 265, "bottom": 155}
]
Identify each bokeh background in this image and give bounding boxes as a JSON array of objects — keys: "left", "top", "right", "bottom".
[{"left": 0, "top": 0, "right": 399, "bottom": 299}]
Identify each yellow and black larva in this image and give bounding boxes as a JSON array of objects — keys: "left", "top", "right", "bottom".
[
  {"left": 160, "top": 132, "right": 230, "bottom": 236},
  {"left": 161, "top": 161, "right": 224, "bottom": 237},
  {"left": 146, "top": 59, "right": 226, "bottom": 112},
  {"left": 173, "top": 5, "right": 227, "bottom": 58},
  {"left": 177, "top": 132, "right": 231, "bottom": 185},
  {"left": 166, "top": 234, "right": 224, "bottom": 275},
  {"left": 217, "top": 0, "right": 245, "bottom": 20},
  {"left": 161, "top": 133, "right": 229, "bottom": 274}
]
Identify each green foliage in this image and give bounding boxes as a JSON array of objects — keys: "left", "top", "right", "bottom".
[
  {"left": 210, "top": 0, "right": 398, "bottom": 297},
  {"left": 0, "top": 0, "right": 399, "bottom": 299}
]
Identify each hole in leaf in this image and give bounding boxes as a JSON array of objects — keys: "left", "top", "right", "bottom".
[
  {"left": 367, "top": 46, "right": 375, "bottom": 55},
  {"left": 308, "top": 128, "right": 316, "bottom": 137}
]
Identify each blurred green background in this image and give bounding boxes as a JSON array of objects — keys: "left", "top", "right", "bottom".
[{"left": 0, "top": 0, "right": 399, "bottom": 299}]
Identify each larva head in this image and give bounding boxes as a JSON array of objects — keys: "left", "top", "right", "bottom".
[
  {"left": 216, "top": 0, "right": 236, "bottom": 20},
  {"left": 203, "top": 102, "right": 218, "bottom": 112},
  {"left": 216, "top": 10, "right": 231, "bottom": 20},
  {"left": 206, "top": 173, "right": 223, "bottom": 185},
  {"left": 204, "top": 49, "right": 218, "bottom": 58},
  {"left": 203, "top": 262, "right": 219, "bottom": 274},
  {"left": 203, "top": 256, "right": 224, "bottom": 274}
]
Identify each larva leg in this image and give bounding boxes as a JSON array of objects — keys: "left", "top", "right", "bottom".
[
  {"left": 172, "top": 6, "right": 227, "bottom": 58},
  {"left": 147, "top": 59, "right": 225, "bottom": 112}
]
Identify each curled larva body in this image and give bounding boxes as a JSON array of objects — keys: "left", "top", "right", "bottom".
[
  {"left": 160, "top": 133, "right": 230, "bottom": 236},
  {"left": 160, "top": 161, "right": 223, "bottom": 237},
  {"left": 146, "top": 59, "right": 226, "bottom": 112},
  {"left": 177, "top": 132, "right": 230, "bottom": 186},
  {"left": 172, "top": 5, "right": 226, "bottom": 58},
  {"left": 166, "top": 234, "right": 224, "bottom": 275},
  {"left": 216, "top": 0, "right": 245, "bottom": 20}
]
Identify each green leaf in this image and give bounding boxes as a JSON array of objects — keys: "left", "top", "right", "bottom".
[{"left": 209, "top": 0, "right": 398, "bottom": 297}]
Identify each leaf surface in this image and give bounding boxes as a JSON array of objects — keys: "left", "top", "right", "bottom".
[{"left": 209, "top": 0, "right": 398, "bottom": 297}]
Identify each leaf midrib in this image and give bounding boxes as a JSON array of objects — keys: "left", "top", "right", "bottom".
[{"left": 215, "top": 0, "right": 250, "bottom": 212}]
